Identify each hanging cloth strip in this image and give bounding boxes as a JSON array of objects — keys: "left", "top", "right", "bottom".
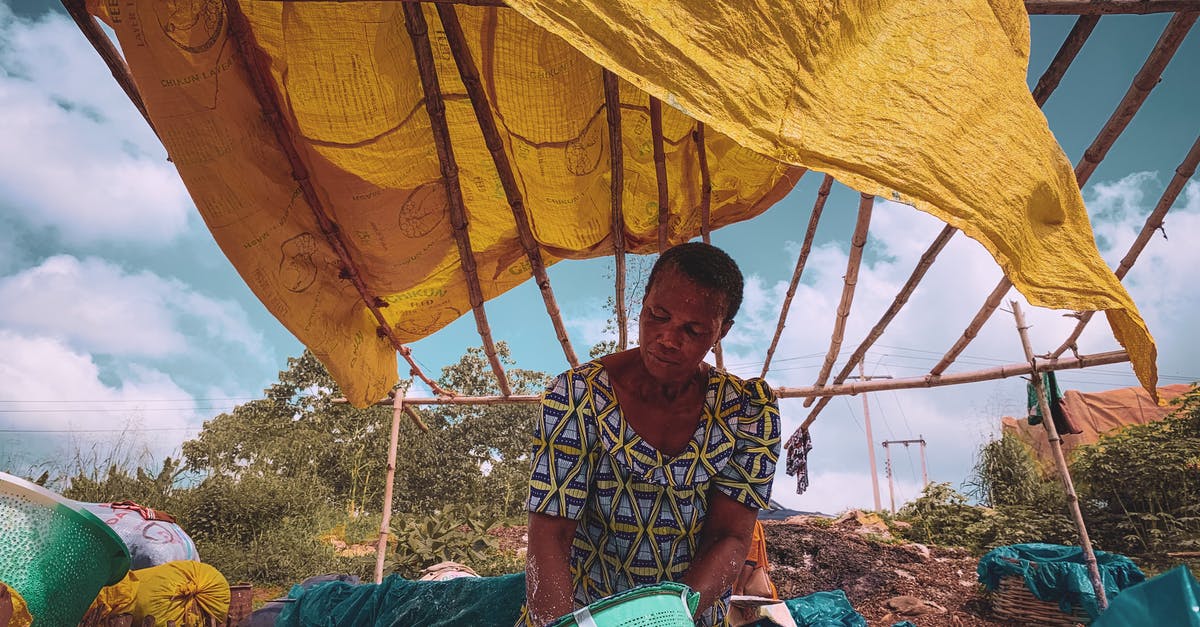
[{"left": 785, "top": 430, "right": 813, "bottom": 494}]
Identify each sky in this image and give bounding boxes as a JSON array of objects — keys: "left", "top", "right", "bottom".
[{"left": 0, "top": 2, "right": 1197, "bottom": 514}]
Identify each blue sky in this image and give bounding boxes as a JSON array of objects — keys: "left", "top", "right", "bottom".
[{"left": 0, "top": 2, "right": 1197, "bottom": 514}]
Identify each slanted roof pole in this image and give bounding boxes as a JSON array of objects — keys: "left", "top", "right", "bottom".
[
  {"left": 803, "top": 193, "right": 873, "bottom": 407},
  {"left": 1050, "top": 132, "right": 1200, "bottom": 358},
  {"left": 225, "top": 0, "right": 450, "bottom": 396},
  {"left": 404, "top": 2, "right": 511, "bottom": 396},
  {"left": 802, "top": 224, "right": 956, "bottom": 428},
  {"left": 436, "top": 3, "right": 579, "bottom": 368},
  {"left": 931, "top": 13, "right": 1194, "bottom": 376},
  {"left": 693, "top": 122, "right": 725, "bottom": 369},
  {"left": 761, "top": 174, "right": 833, "bottom": 378},
  {"left": 650, "top": 97, "right": 670, "bottom": 252}
]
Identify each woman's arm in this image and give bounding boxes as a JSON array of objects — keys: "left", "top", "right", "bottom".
[
  {"left": 526, "top": 511, "right": 579, "bottom": 626},
  {"left": 680, "top": 489, "right": 759, "bottom": 613}
]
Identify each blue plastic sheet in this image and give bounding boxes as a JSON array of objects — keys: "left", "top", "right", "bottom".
[{"left": 749, "top": 589, "right": 867, "bottom": 627}]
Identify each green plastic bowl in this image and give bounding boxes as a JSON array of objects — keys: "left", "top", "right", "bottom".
[
  {"left": 551, "top": 582, "right": 700, "bottom": 627},
  {"left": 0, "top": 471, "right": 131, "bottom": 626}
]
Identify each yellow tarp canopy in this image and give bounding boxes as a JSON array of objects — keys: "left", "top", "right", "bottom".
[{"left": 90, "top": 0, "right": 1156, "bottom": 406}]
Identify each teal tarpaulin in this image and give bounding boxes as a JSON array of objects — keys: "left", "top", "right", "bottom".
[
  {"left": 977, "top": 543, "right": 1145, "bottom": 618},
  {"left": 1092, "top": 565, "right": 1200, "bottom": 627}
]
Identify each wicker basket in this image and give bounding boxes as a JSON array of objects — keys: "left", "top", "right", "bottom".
[{"left": 990, "top": 575, "right": 1091, "bottom": 626}]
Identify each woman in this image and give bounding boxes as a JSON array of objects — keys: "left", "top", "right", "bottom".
[{"left": 523, "top": 243, "right": 782, "bottom": 626}]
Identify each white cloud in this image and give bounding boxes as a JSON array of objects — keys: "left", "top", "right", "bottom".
[
  {"left": 0, "top": 5, "right": 192, "bottom": 245},
  {"left": 0, "top": 330, "right": 203, "bottom": 470},
  {"left": 724, "top": 174, "right": 1200, "bottom": 514},
  {"left": 0, "top": 255, "right": 267, "bottom": 360}
]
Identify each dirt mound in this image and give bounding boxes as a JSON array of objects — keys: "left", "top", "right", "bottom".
[{"left": 764, "top": 517, "right": 1010, "bottom": 626}]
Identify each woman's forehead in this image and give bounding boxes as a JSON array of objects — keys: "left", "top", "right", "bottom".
[{"left": 646, "top": 269, "right": 727, "bottom": 317}]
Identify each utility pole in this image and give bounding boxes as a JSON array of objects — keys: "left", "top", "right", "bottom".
[
  {"left": 882, "top": 436, "right": 929, "bottom": 514},
  {"left": 848, "top": 362, "right": 891, "bottom": 512}
]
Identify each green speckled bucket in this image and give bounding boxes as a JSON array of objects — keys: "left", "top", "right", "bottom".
[{"left": 0, "top": 471, "right": 130, "bottom": 626}]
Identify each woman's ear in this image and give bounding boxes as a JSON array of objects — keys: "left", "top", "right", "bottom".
[{"left": 718, "top": 319, "right": 734, "bottom": 343}]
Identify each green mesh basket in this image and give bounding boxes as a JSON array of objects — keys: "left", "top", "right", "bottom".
[
  {"left": 0, "top": 471, "right": 131, "bottom": 626},
  {"left": 550, "top": 583, "right": 700, "bottom": 627}
]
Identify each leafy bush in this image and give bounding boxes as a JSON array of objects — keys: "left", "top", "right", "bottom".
[
  {"left": 1072, "top": 387, "right": 1200, "bottom": 555},
  {"left": 389, "top": 504, "right": 500, "bottom": 578}
]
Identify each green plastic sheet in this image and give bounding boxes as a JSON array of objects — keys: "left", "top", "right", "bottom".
[
  {"left": 749, "top": 589, "right": 867, "bottom": 627},
  {"left": 977, "top": 543, "right": 1145, "bottom": 618}
]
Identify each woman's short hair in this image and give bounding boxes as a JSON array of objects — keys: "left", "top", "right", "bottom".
[{"left": 645, "top": 242, "right": 744, "bottom": 322}]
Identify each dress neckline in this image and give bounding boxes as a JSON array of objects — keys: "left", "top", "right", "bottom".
[{"left": 594, "top": 361, "right": 718, "bottom": 463}]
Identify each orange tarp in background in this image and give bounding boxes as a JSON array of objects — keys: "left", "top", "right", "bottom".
[
  {"left": 1002, "top": 384, "right": 1192, "bottom": 461},
  {"left": 85, "top": 0, "right": 1157, "bottom": 405}
]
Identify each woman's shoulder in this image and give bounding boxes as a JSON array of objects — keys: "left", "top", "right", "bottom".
[{"left": 713, "top": 369, "right": 777, "bottom": 406}]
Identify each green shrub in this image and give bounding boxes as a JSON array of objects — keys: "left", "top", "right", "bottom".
[{"left": 389, "top": 504, "right": 500, "bottom": 578}]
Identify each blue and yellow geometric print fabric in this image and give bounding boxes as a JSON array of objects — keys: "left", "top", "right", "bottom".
[{"left": 526, "top": 361, "right": 781, "bottom": 626}]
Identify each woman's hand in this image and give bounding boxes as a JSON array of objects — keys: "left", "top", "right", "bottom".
[
  {"left": 680, "top": 490, "right": 759, "bottom": 615},
  {"left": 526, "top": 511, "right": 579, "bottom": 626}
]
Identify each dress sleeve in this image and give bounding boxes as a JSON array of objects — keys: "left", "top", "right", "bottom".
[
  {"left": 712, "top": 378, "right": 782, "bottom": 509},
  {"left": 526, "top": 371, "right": 592, "bottom": 520}
]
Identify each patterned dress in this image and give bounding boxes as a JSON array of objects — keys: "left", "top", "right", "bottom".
[{"left": 523, "top": 361, "right": 781, "bottom": 626}]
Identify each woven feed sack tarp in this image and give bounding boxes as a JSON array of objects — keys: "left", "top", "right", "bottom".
[
  {"left": 131, "top": 561, "right": 231, "bottom": 626},
  {"left": 505, "top": 0, "right": 1158, "bottom": 397},
  {"left": 977, "top": 543, "right": 1145, "bottom": 618},
  {"left": 85, "top": 0, "right": 801, "bottom": 407},
  {"left": 84, "top": 0, "right": 1157, "bottom": 405},
  {"left": 276, "top": 572, "right": 526, "bottom": 627},
  {"left": 80, "top": 502, "right": 200, "bottom": 569}
]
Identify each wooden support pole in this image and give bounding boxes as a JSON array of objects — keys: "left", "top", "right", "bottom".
[
  {"left": 436, "top": 4, "right": 578, "bottom": 368},
  {"left": 761, "top": 174, "right": 833, "bottom": 378},
  {"left": 223, "top": 0, "right": 450, "bottom": 397},
  {"left": 1075, "top": 12, "right": 1197, "bottom": 184},
  {"left": 650, "top": 97, "right": 670, "bottom": 252},
  {"left": 1032, "top": 15, "right": 1101, "bottom": 106},
  {"left": 696, "top": 123, "right": 713, "bottom": 245},
  {"left": 1025, "top": 0, "right": 1200, "bottom": 13},
  {"left": 805, "top": 193, "right": 873, "bottom": 406},
  {"left": 694, "top": 122, "right": 723, "bottom": 369},
  {"left": 883, "top": 441, "right": 896, "bottom": 514},
  {"left": 777, "top": 349, "right": 1129, "bottom": 398},
  {"left": 803, "top": 224, "right": 956, "bottom": 424},
  {"left": 61, "top": 0, "right": 156, "bottom": 134},
  {"left": 1011, "top": 300, "right": 1108, "bottom": 611},
  {"left": 860, "top": 363, "right": 883, "bottom": 511},
  {"left": 1050, "top": 132, "right": 1200, "bottom": 358},
  {"left": 604, "top": 70, "right": 629, "bottom": 351},
  {"left": 403, "top": 2, "right": 511, "bottom": 396},
  {"left": 375, "top": 392, "right": 405, "bottom": 583}
]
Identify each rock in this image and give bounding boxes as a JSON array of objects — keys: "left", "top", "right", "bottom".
[
  {"left": 884, "top": 595, "right": 947, "bottom": 616},
  {"left": 901, "top": 542, "right": 932, "bottom": 562},
  {"left": 891, "top": 520, "right": 913, "bottom": 531}
]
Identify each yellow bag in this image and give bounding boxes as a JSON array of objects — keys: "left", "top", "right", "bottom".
[
  {"left": 84, "top": 570, "right": 140, "bottom": 622},
  {"left": 131, "top": 562, "right": 230, "bottom": 626},
  {"left": 1, "top": 582, "right": 33, "bottom": 627}
]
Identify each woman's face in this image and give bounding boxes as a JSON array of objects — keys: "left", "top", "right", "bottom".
[{"left": 638, "top": 266, "right": 733, "bottom": 384}]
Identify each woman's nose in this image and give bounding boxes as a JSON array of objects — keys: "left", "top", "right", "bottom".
[{"left": 658, "top": 329, "right": 682, "bottom": 350}]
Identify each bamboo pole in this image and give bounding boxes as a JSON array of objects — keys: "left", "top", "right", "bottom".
[
  {"left": 650, "top": 97, "right": 670, "bottom": 252},
  {"left": 779, "top": 349, "right": 1127, "bottom": 400},
  {"left": 375, "top": 392, "right": 405, "bottom": 583},
  {"left": 804, "top": 193, "right": 873, "bottom": 406},
  {"left": 761, "top": 174, "right": 834, "bottom": 378},
  {"left": 696, "top": 123, "right": 713, "bottom": 245},
  {"left": 223, "top": 0, "right": 450, "bottom": 397},
  {"left": 1024, "top": 0, "right": 1200, "bottom": 13},
  {"left": 403, "top": 405, "right": 431, "bottom": 432},
  {"left": 1050, "top": 132, "right": 1200, "bottom": 358},
  {"left": 1011, "top": 300, "right": 1108, "bottom": 612},
  {"left": 1076, "top": 12, "right": 1197, "bottom": 184},
  {"left": 1032, "top": 15, "right": 1101, "bottom": 106},
  {"left": 693, "top": 122, "right": 724, "bottom": 369},
  {"left": 436, "top": 4, "right": 578, "bottom": 368},
  {"left": 61, "top": 0, "right": 155, "bottom": 134},
  {"left": 802, "top": 224, "right": 957, "bottom": 426},
  {"left": 604, "top": 70, "right": 629, "bottom": 351},
  {"left": 929, "top": 15, "right": 1188, "bottom": 377},
  {"left": 403, "top": 2, "right": 511, "bottom": 396}
]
